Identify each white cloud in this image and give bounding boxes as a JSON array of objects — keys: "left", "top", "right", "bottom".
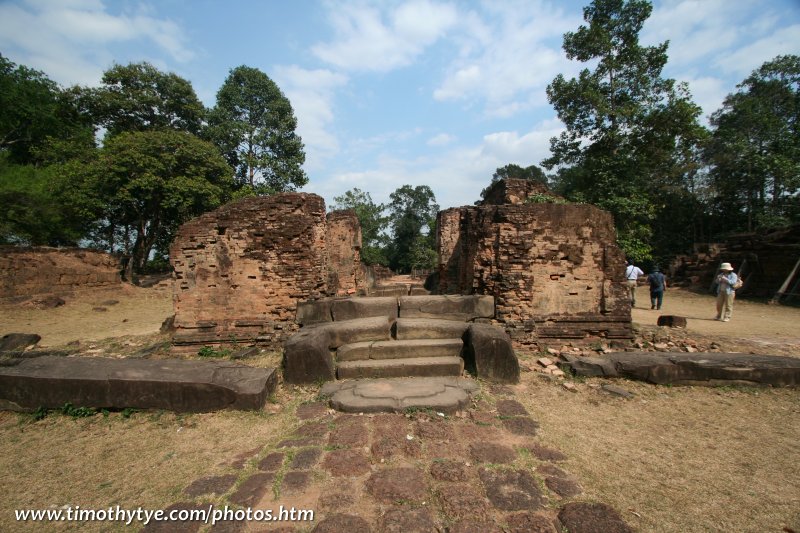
[
  {"left": 433, "top": 1, "right": 580, "bottom": 117},
  {"left": 479, "top": 117, "right": 563, "bottom": 165},
  {"left": 0, "top": 0, "right": 194, "bottom": 86},
  {"left": 680, "top": 75, "right": 729, "bottom": 120},
  {"left": 312, "top": 0, "right": 458, "bottom": 72},
  {"left": 714, "top": 25, "right": 800, "bottom": 76},
  {"left": 427, "top": 133, "right": 455, "bottom": 146},
  {"left": 643, "top": 0, "right": 745, "bottom": 66},
  {"left": 273, "top": 66, "right": 349, "bottom": 172},
  {"left": 314, "top": 118, "right": 565, "bottom": 211}
]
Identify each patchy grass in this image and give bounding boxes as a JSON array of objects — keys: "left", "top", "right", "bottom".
[
  {"left": 513, "top": 375, "right": 800, "bottom": 533},
  {"left": 0, "top": 383, "right": 315, "bottom": 533}
]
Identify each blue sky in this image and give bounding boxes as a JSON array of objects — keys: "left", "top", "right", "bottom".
[{"left": 1, "top": 0, "right": 799, "bottom": 210}]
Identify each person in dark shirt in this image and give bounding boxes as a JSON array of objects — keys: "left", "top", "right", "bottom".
[{"left": 647, "top": 266, "right": 667, "bottom": 310}]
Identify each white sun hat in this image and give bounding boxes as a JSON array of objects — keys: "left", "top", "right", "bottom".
[{"left": 719, "top": 262, "right": 734, "bottom": 271}]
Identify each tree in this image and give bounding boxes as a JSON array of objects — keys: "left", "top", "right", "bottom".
[
  {"left": 332, "top": 188, "right": 388, "bottom": 265},
  {"left": 63, "top": 130, "right": 233, "bottom": 279},
  {"left": 543, "top": 0, "right": 706, "bottom": 262},
  {"left": 0, "top": 155, "right": 84, "bottom": 245},
  {"left": 88, "top": 62, "right": 205, "bottom": 137},
  {"left": 386, "top": 185, "right": 439, "bottom": 273},
  {"left": 705, "top": 55, "right": 800, "bottom": 232},
  {"left": 0, "top": 54, "right": 92, "bottom": 164},
  {"left": 206, "top": 65, "right": 307, "bottom": 193}
]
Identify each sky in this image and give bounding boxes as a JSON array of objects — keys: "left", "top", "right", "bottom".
[{"left": 1, "top": 0, "right": 799, "bottom": 211}]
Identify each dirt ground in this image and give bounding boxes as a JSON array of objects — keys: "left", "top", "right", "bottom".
[{"left": 0, "top": 283, "right": 799, "bottom": 532}]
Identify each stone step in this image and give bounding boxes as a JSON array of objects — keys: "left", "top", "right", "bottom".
[
  {"left": 337, "top": 338, "right": 464, "bottom": 362},
  {"left": 394, "top": 318, "right": 470, "bottom": 340},
  {"left": 336, "top": 356, "right": 464, "bottom": 380}
]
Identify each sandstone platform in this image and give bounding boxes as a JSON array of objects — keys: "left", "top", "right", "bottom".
[
  {"left": 320, "top": 376, "right": 479, "bottom": 413},
  {"left": 560, "top": 352, "right": 800, "bottom": 387},
  {"left": 0, "top": 356, "right": 277, "bottom": 412}
]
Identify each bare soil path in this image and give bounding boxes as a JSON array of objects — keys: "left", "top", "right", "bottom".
[{"left": 631, "top": 287, "right": 800, "bottom": 356}]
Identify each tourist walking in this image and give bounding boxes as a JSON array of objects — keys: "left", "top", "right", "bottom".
[
  {"left": 625, "top": 261, "right": 644, "bottom": 307},
  {"left": 647, "top": 266, "right": 667, "bottom": 310},
  {"left": 715, "top": 262, "right": 739, "bottom": 322}
]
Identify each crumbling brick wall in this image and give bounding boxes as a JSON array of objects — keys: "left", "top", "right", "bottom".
[
  {"left": 481, "top": 178, "right": 551, "bottom": 205},
  {"left": 326, "top": 210, "right": 363, "bottom": 295},
  {"left": 436, "top": 196, "right": 630, "bottom": 344},
  {"left": 170, "top": 193, "right": 330, "bottom": 350},
  {"left": 0, "top": 247, "right": 121, "bottom": 298}
]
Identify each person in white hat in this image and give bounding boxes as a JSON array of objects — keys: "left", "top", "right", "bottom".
[{"left": 715, "top": 262, "right": 739, "bottom": 322}]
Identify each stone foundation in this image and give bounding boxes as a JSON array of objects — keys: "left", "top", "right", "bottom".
[{"left": 0, "top": 247, "right": 121, "bottom": 299}]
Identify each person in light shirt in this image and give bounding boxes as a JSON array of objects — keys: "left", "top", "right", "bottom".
[
  {"left": 624, "top": 260, "right": 644, "bottom": 307},
  {"left": 715, "top": 262, "right": 739, "bottom": 322}
]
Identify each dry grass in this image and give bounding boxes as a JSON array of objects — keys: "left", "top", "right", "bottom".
[
  {"left": 511, "top": 370, "right": 800, "bottom": 532},
  {"left": 0, "top": 381, "right": 318, "bottom": 532}
]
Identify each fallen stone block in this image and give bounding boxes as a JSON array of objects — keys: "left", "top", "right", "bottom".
[
  {"left": 657, "top": 315, "right": 687, "bottom": 328},
  {"left": 562, "top": 352, "right": 800, "bottom": 387},
  {"left": 537, "top": 357, "right": 554, "bottom": 367},
  {"left": 0, "top": 356, "right": 277, "bottom": 412},
  {"left": 283, "top": 326, "right": 335, "bottom": 384},
  {"left": 462, "top": 323, "right": 520, "bottom": 383},
  {"left": 0, "top": 333, "right": 41, "bottom": 354},
  {"left": 558, "top": 354, "right": 618, "bottom": 377}
]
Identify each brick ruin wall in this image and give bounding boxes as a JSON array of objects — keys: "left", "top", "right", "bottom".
[
  {"left": 326, "top": 210, "right": 363, "bottom": 295},
  {"left": 170, "top": 194, "right": 366, "bottom": 351},
  {"left": 436, "top": 201, "right": 631, "bottom": 345},
  {"left": 0, "top": 247, "right": 121, "bottom": 299},
  {"left": 170, "top": 193, "right": 331, "bottom": 350},
  {"left": 480, "top": 178, "right": 552, "bottom": 205}
]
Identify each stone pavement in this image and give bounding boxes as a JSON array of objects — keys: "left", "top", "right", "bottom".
[{"left": 143, "top": 386, "right": 634, "bottom": 533}]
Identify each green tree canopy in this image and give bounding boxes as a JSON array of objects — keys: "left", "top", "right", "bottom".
[
  {"left": 705, "top": 54, "right": 800, "bottom": 232},
  {"left": 206, "top": 65, "right": 306, "bottom": 193},
  {"left": 62, "top": 130, "right": 233, "bottom": 278},
  {"left": 332, "top": 188, "right": 389, "bottom": 265},
  {"left": 88, "top": 62, "right": 205, "bottom": 137},
  {"left": 386, "top": 185, "right": 439, "bottom": 273},
  {"left": 0, "top": 54, "right": 92, "bottom": 164},
  {"left": 544, "top": 0, "right": 706, "bottom": 262},
  {"left": 0, "top": 155, "right": 84, "bottom": 245}
]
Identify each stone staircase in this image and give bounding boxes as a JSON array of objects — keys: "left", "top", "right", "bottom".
[{"left": 284, "top": 296, "right": 519, "bottom": 385}]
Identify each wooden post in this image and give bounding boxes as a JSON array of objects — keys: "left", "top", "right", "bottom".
[{"left": 770, "top": 257, "right": 800, "bottom": 304}]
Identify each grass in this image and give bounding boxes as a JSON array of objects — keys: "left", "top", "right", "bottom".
[
  {"left": 515, "top": 376, "right": 800, "bottom": 532},
  {"left": 0, "top": 382, "right": 314, "bottom": 533}
]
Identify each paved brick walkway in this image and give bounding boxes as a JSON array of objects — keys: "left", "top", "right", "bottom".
[{"left": 144, "top": 390, "right": 633, "bottom": 532}]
